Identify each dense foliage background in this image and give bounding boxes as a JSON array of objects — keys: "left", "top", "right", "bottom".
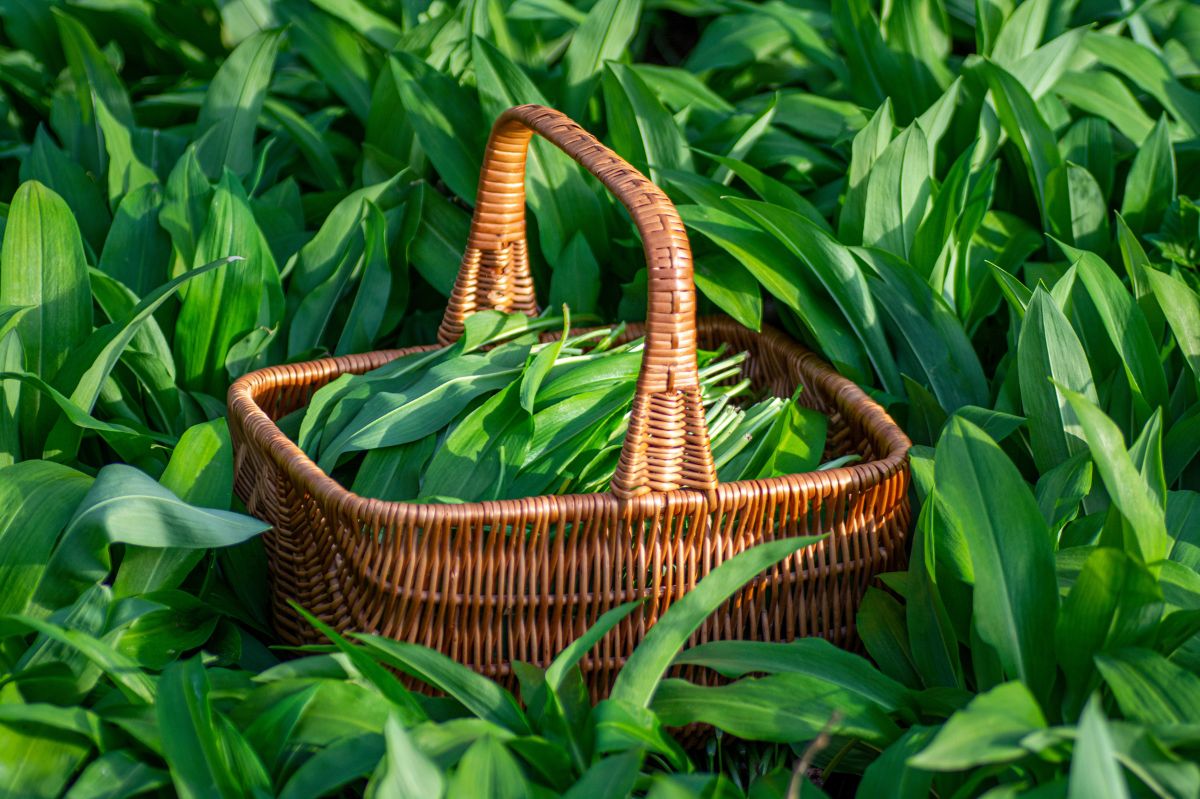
[{"left": 0, "top": 0, "right": 1198, "bottom": 796}]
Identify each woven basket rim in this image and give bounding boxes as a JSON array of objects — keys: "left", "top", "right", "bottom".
[{"left": 227, "top": 316, "right": 911, "bottom": 524}]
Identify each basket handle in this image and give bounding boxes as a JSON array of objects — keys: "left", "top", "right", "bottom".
[{"left": 436, "top": 104, "right": 716, "bottom": 499}]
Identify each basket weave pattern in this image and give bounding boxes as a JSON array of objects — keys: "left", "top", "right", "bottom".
[{"left": 228, "top": 105, "right": 911, "bottom": 693}]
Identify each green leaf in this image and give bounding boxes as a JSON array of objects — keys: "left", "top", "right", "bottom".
[
  {"left": 0, "top": 181, "right": 92, "bottom": 448},
  {"left": 445, "top": 736, "right": 530, "bottom": 799},
  {"left": 602, "top": 62, "right": 692, "bottom": 186},
  {"left": 1069, "top": 697, "right": 1131, "bottom": 799},
  {"left": 0, "top": 461, "right": 92, "bottom": 616},
  {"left": 157, "top": 658, "right": 269, "bottom": 799},
  {"left": 174, "top": 171, "right": 281, "bottom": 396},
  {"left": 909, "top": 682, "right": 1046, "bottom": 770},
  {"left": 728, "top": 198, "right": 903, "bottom": 394},
  {"left": 673, "top": 637, "right": 912, "bottom": 713},
  {"left": 561, "top": 0, "right": 642, "bottom": 118},
  {"left": 46, "top": 257, "right": 238, "bottom": 459},
  {"left": 1081, "top": 32, "right": 1200, "bottom": 136},
  {"left": 1096, "top": 648, "right": 1200, "bottom": 725},
  {"left": 679, "top": 204, "right": 867, "bottom": 381},
  {"left": 194, "top": 29, "right": 282, "bottom": 179},
  {"left": 20, "top": 126, "right": 110, "bottom": 254},
  {"left": 35, "top": 464, "right": 267, "bottom": 611},
  {"left": 370, "top": 712, "right": 445, "bottom": 799},
  {"left": 64, "top": 749, "right": 169, "bottom": 799},
  {"left": 1018, "top": 288, "right": 1097, "bottom": 473},
  {"left": 280, "top": 0, "right": 375, "bottom": 121},
  {"left": 53, "top": 8, "right": 134, "bottom": 175},
  {"left": 977, "top": 59, "right": 1064, "bottom": 231},
  {"left": 1055, "top": 548, "right": 1162, "bottom": 718},
  {"left": 561, "top": 751, "right": 642, "bottom": 799},
  {"left": 114, "top": 419, "right": 237, "bottom": 596},
  {"left": 857, "top": 247, "right": 988, "bottom": 413},
  {"left": 1059, "top": 386, "right": 1169, "bottom": 563},
  {"left": 94, "top": 95, "right": 157, "bottom": 208},
  {"left": 1053, "top": 70, "right": 1156, "bottom": 146},
  {"left": 1045, "top": 162, "right": 1109, "bottom": 253},
  {"left": 98, "top": 183, "right": 171, "bottom": 298},
  {"left": 1145, "top": 268, "right": 1200, "bottom": 395},
  {"left": 334, "top": 201, "right": 392, "bottom": 356},
  {"left": 1121, "top": 115, "right": 1176, "bottom": 236},
  {"left": 354, "top": 634, "right": 532, "bottom": 735},
  {"left": 934, "top": 418, "right": 1058, "bottom": 699},
  {"left": 278, "top": 733, "right": 385, "bottom": 799},
  {"left": 608, "top": 534, "right": 825, "bottom": 709},
  {"left": 862, "top": 124, "right": 931, "bottom": 260},
  {"left": 1063, "top": 246, "right": 1170, "bottom": 416},
  {"left": 651, "top": 673, "right": 901, "bottom": 747},
  {"left": 389, "top": 53, "right": 484, "bottom": 205},
  {"left": 292, "top": 604, "right": 426, "bottom": 725},
  {"left": 839, "top": 99, "right": 893, "bottom": 245}
]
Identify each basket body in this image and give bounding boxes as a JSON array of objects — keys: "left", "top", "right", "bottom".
[{"left": 228, "top": 316, "right": 911, "bottom": 694}]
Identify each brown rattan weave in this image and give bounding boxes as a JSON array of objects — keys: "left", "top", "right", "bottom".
[{"left": 228, "top": 104, "right": 911, "bottom": 694}]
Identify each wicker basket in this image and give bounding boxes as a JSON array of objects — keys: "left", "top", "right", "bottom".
[{"left": 227, "top": 104, "right": 911, "bottom": 695}]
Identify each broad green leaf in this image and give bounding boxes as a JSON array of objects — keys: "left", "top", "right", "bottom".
[
  {"left": 977, "top": 59, "right": 1064, "bottom": 231},
  {"left": 281, "top": 0, "right": 374, "bottom": 121},
  {"left": 839, "top": 99, "right": 893, "bottom": 245},
  {"left": 174, "top": 171, "right": 281, "bottom": 396},
  {"left": 1064, "top": 246, "right": 1170, "bottom": 415},
  {"left": 1082, "top": 32, "right": 1200, "bottom": 135},
  {"left": 673, "top": 637, "right": 912, "bottom": 713},
  {"left": 602, "top": 62, "right": 692, "bottom": 186},
  {"left": 194, "top": 29, "right": 282, "bottom": 179},
  {"left": 64, "top": 749, "right": 169, "bottom": 799},
  {"left": 1055, "top": 548, "right": 1162, "bottom": 718},
  {"left": 46, "top": 257, "right": 237, "bottom": 460},
  {"left": 1045, "top": 162, "right": 1109, "bottom": 253},
  {"left": 94, "top": 96, "right": 157, "bottom": 208},
  {"left": 561, "top": 751, "right": 642, "bottom": 799},
  {"left": 278, "top": 733, "right": 385, "bottom": 799},
  {"left": 857, "top": 726, "right": 936, "bottom": 799},
  {"left": 609, "top": 534, "right": 825, "bottom": 709},
  {"left": 862, "top": 124, "right": 931, "bottom": 260},
  {"left": 909, "top": 682, "right": 1046, "bottom": 770},
  {"left": 1059, "top": 386, "right": 1169, "bottom": 563},
  {"left": 1018, "top": 288, "right": 1097, "bottom": 472},
  {"left": 53, "top": 8, "right": 134, "bottom": 175},
  {"left": 1059, "top": 117, "right": 1114, "bottom": 201},
  {"left": 1096, "top": 648, "right": 1200, "bottom": 725},
  {"left": 857, "top": 247, "right": 988, "bottom": 412},
  {"left": 0, "top": 461, "right": 92, "bottom": 616},
  {"left": 354, "top": 634, "right": 531, "bottom": 735},
  {"left": 444, "top": 736, "right": 530, "bottom": 799},
  {"left": 1146, "top": 269, "right": 1200, "bottom": 394},
  {"left": 98, "top": 183, "right": 171, "bottom": 298},
  {"left": 35, "top": 464, "right": 267, "bottom": 611},
  {"left": 728, "top": 198, "right": 903, "bottom": 394},
  {"left": 651, "top": 673, "right": 901, "bottom": 747},
  {"left": 114, "top": 419, "right": 236, "bottom": 597},
  {"left": 157, "top": 658, "right": 268, "bottom": 799},
  {"left": 389, "top": 53, "right": 484, "bottom": 205},
  {"left": 934, "top": 419, "right": 1058, "bottom": 699},
  {"left": 20, "top": 126, "right": 110, "bottom": 254},
  {"left": 561, "top": 0, "right": 642, "bottom": 118},
  {"left": 1120, "top": 115, "right": 1176, "bottom": 236},
  {"left": 679, "top": 204, "right": 866, "bottom": 379},
  {"left": 370, "top": 713, "right": 445, "bottom": 799},
  {"left": 0, "top": 181, "right": 92, "bottom": 448},
  {"left": 1069, "top": 697, "right": 1131, "bottom": 799},
  {"left": 1053, "top": 70, "right": 1156, "bottom": 145}
]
